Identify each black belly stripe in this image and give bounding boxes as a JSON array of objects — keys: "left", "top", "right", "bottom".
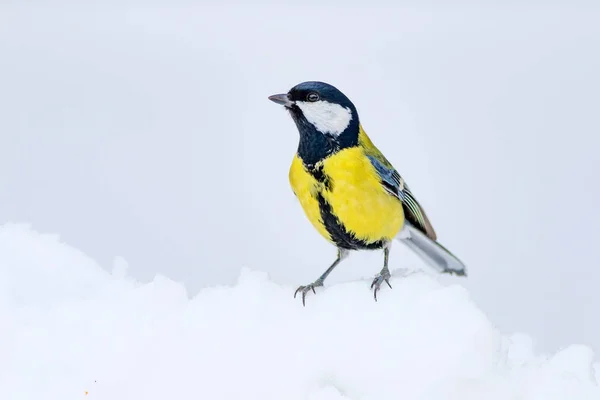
[
  {"left": 315, "top": 192, "right": 385, "bottom": 251},
  {"left": 307, "top": 163, "right": 333, "bottom": 191},
  {"left": 306, "top": 162, "right": 385, "bottom": 251}
]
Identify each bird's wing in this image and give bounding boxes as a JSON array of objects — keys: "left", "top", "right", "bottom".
[{"left": 365, "top": 150, "right": 437, "bottom": 241}]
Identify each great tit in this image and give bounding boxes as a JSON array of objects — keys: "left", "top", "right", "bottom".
[{"left": 268, "top": 81, "right": 466, "bottom": 305}]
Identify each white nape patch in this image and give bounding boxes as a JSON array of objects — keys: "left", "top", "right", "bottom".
[{"left": 295, "top": 100, "right": 352, "bottom": 135}]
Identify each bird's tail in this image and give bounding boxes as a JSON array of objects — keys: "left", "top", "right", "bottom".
[{"left": 395, "top": 222, "right": 467, "bottom": 276}]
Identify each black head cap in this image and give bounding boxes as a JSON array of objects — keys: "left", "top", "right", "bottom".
[
  {"left": 287, "top": 81, "right": 358, "bottom": 115},
  {"left": 269, "top": 81, "right": 361, "bottom": 166}
]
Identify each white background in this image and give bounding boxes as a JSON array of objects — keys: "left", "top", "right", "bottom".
[{"left": 1, "top": 1, "right": 599, "bottom": 355}]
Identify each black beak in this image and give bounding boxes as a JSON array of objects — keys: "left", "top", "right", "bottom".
[{"left": 268, "top": 93, "right": 293, "bottom": 107}]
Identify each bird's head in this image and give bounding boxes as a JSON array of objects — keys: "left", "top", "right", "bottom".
[{"left": 269, "top": 81, "right": 361, "bottom": 164}]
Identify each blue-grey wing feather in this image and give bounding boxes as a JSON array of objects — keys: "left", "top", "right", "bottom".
[
  {"left": 366, "top": 155, "right": 437, "bottom": 241},
  {"left": 366, "top": 155, "right": 402, "bottom": 196}
]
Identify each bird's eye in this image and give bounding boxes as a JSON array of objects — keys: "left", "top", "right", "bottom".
[{"left": 307, "top": 92, "right": 320, "bottom": 102}]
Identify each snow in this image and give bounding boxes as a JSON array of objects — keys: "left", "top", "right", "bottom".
[{"left": 0, "top": 223, "right": 598, "bottom": 399}]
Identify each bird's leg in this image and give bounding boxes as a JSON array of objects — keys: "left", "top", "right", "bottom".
[
  {"left": 294, "top": 248, "right": 349, "bottom": 306},
  {"left": 371, "top": 244, "right": 393, "bottom": 301}
]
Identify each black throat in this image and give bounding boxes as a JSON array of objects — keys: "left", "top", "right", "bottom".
[{"left": 289, "top": 105, "right": 360, "bottom": 168}]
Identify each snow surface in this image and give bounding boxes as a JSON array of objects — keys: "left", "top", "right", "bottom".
[{"left": 0, "top": 222, "right": 599, "bottom": 400}]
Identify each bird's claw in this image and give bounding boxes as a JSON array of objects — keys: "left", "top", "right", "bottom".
[
  {"left": 370, "top": 269, "right": 392, "bottom": 301},
  {"left": 293, "top": 281, "right": 322, "bottom": 306}
]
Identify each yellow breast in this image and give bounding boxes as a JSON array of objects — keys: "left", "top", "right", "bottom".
[
  {"left": 288, "top": 146, "right": 405, "bottom": 248},
  {"left": 288, "top": 155, "right": 332, "bottom": 242}
]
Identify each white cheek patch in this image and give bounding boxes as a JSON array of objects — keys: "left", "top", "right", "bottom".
[{"left": 295, "top": 100, "right": 353, "bottom": 136}]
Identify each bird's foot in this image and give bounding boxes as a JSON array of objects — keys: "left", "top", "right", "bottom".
[
  {"left": 370, "top": 267, "right": 392, "bottom": 301},
  {"left": 293, "top": 279, "right": 324, "bottom": 306}
]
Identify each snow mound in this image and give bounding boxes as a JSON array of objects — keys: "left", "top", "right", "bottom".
[{"left": 0, "top": 223, "right": 598, "bottom": 399}]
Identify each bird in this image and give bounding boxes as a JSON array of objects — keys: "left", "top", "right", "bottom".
[{"left": 268, "top": 81, "right": 466, "bottom": 305}]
